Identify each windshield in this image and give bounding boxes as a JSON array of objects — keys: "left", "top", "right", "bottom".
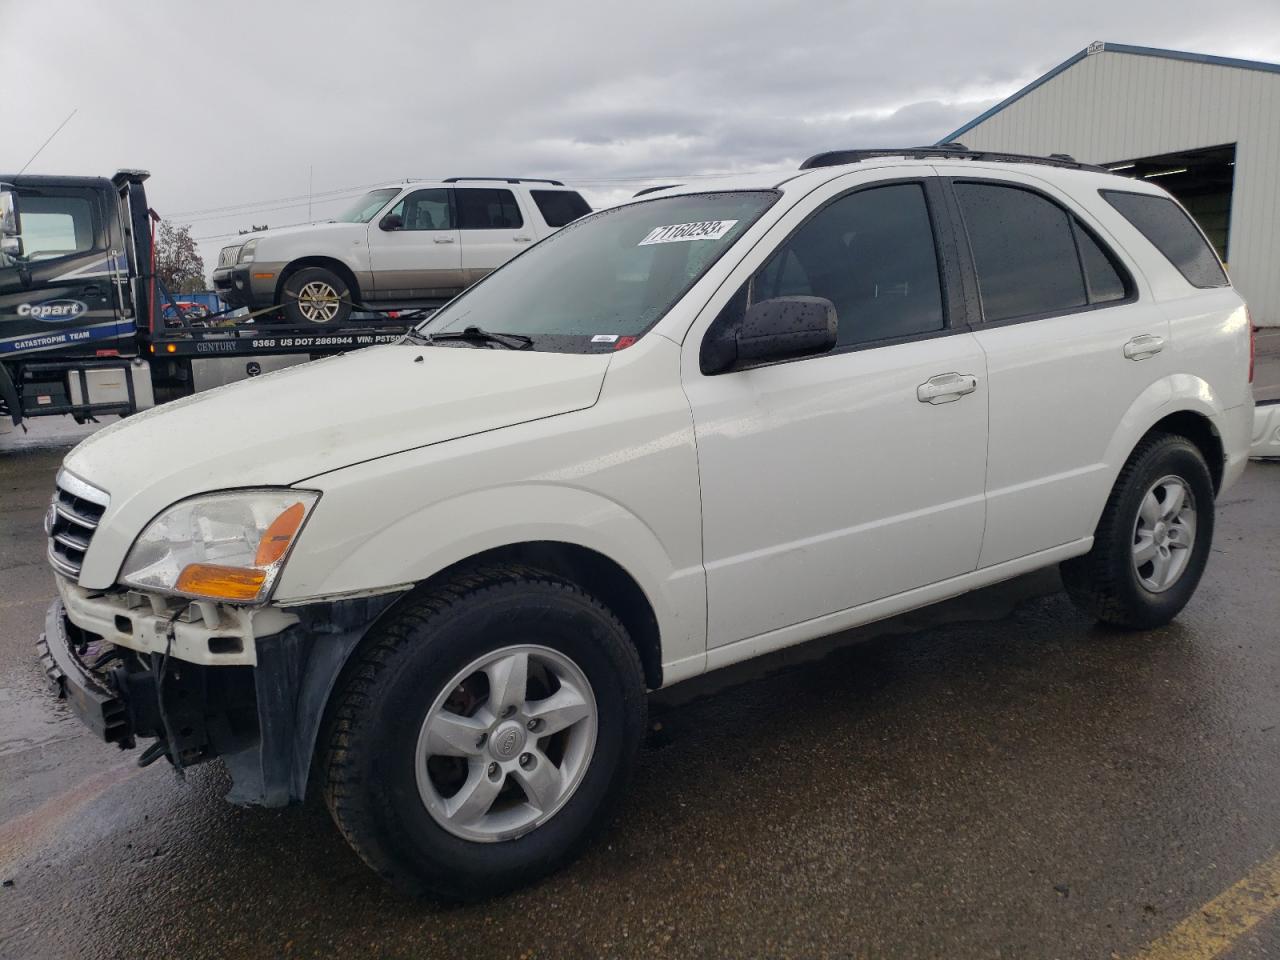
[
  {"left": 418, "top": 191, "right": 777, "bottom": 352},
  {"left": 336, "top": 188, "right": 400, "bottom": 223}
]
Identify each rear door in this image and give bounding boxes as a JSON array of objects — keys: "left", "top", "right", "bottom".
[
  {"left": 456, "top": 187, "right": 530, "bottom": 284},
  {"left": 941, "top": 172, "right": 1171, "bottom": 567},
  {"left": 365, "top": 188, "right": 463, "bottom": 300},
  {"left": 0, "top": 180, "right": 121, "bottom": 362}
]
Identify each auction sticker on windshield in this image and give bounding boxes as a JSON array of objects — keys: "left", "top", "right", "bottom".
[{"left": 638, "top": 220, "right": 739, "bottom": 245}]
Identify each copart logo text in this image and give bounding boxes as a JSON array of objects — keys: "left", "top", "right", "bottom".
[{"left": 17, "top": 300, "right": 87, "bottom": 322}]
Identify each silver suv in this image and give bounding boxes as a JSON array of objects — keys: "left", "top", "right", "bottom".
[{"left": 212, "top": 177, "right": 591, "bottom": 324}]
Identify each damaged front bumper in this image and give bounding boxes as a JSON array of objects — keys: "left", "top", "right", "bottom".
[{"left": 38, "top": 586, "right": 404, "bottom": 806}]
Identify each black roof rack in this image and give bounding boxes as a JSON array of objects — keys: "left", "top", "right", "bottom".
[
  {"left": 442, "top": 176, "right": 566, "bottom": 186},
  {"left": 633, "top": 184, "right": 682, "bottom": 197},
  {"left": 799, "top": 143, "right": 1109, "bottom": 173}
]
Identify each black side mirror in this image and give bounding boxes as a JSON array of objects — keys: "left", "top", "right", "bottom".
[
  {"left": 701, "top": 296, "right": 838, "bottom": 374},
  {"left": 379, "top": 213, "right": 404, "bottom": 231}
]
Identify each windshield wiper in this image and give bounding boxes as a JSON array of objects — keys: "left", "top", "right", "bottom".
[{"left": 421, "top": 325, "right": 534, "bottom": 350}]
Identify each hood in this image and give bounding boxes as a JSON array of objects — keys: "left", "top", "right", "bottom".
[
  {"left": 240, "top": 220, "right": 365, "bottom": 245},
  {"left": 64, "top": 345, "right": 610, "bottom": 587}
]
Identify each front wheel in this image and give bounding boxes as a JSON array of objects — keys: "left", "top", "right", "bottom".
[
  {"left": 1061, "top": 432, "right": 1215, "bottom": 629},
  {"left": 279, "top": 266, "right": 352, "bottom": 325},
  {"left": 322, "top": 565, "right": 647, "bottom": 900}
]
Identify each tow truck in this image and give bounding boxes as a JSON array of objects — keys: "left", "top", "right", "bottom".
[{"left": 0, "top": 170, "right": 419, "bottom": 430}]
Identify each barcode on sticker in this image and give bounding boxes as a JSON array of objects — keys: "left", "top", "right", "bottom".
[
  {"left": 591, "top": 335, "right": 619, "bottom": 343},
  {"left": 638, "top": 220, "right": 738, "bottom": 246}
]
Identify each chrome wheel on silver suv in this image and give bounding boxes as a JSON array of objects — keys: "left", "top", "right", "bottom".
[
  {"left": 280, "top": 265, "right": 353, "bottom": 326},
  {"left": 296, "top": 279, "right": 342, "bottom": 324}
]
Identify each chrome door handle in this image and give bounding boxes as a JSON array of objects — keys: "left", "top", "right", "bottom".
[
  {"left": 433, "top": 236, "right": 455, "bottom": 244},
  {"left": 917, "top": 372, "right": 978, "bottom": 404},
  {"left": 513, "top": 235, "right": 533, "bottom": 242},
  {"left": 1124, "top": 334, "right": 1165, "bottom": 360}
]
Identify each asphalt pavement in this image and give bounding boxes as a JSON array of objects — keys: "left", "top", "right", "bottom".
[{"left": 2, "top": 414, "right": 1280, "bottom": 959}]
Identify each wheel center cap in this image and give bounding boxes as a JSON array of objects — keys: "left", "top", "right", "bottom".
[{"left": 490, "top": 721, "right": 526, "bottom": 761}]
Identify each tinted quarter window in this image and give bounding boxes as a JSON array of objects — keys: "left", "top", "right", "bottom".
[
  {"left": 753, "top": 183, "right": 944, "bottom": 347},
  {"left": 387, "top": 189, "right": 453, "bottom": 230},
  {"left": 456, "top": 188, "right": 523, "bottom": 230},
  {"left": 1102, "top": 190, "right": 1228, "bottom": 288},
  {"left": 1073, "top": 221, "right": 1127, "bottom": 303},
  {"left": 955, "top": 182, "right": 1086, "bottom": 322},
  {"left": 532, "top": 190, "right": 591, "bottom": 227}
]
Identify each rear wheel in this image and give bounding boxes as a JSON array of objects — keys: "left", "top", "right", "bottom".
[
  {"left": 1061, "top": 432, "right": 1215, "bottom": 629},
  {"left": 280, "top": 266, "right": 352, "bottom": 325},
  {"left": 322, "top": 565, "right": 646, "bottom": 900}
]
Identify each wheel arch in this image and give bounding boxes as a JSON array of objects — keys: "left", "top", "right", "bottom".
[
  {"left": 275, "top": 256, "right": 362, "bottom": 305},
  {"left": 293, "top": 540, "right": 665, "bottom": 803}
]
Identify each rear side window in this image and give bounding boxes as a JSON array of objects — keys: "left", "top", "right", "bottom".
[
  {"left": 1101, "top": 190, "right": 1228, "bottom": 288},
  {"left": 532, "top": 190, "right": 591, "bottom": 227},
  {"left": 1073, "top": 221, "right": 1127, "bottom": 303},
  {"left": 954, "top": 182, "right": 1086, "bottom": 322},
  {"left": 456, "top": 188, "right": 523, "bottom": 230},
  {"left": 751, "top": 182, "right": 944, "bottom": 347}
]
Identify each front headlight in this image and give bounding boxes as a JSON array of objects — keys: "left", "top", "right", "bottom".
[
  {"left": 238, "top": 239, "right": 258, "bottom": 263},
  {"left": 120, "top": 490, "right": 319, "bottom": 604}
]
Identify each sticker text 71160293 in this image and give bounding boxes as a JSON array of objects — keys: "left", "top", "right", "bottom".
[{"left": 638, "top": 220, "right": 738, "bottom": 246}]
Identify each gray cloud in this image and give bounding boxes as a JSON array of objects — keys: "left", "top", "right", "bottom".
[{"left": 4, "top": 0, "right": 1279, "bottom": 267}]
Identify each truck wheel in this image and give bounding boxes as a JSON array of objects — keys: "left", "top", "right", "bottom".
[
  {"left": 280, "top": 266, "right": 352, "bottom": 325},
  {"left": 1061, "top": 432, "right": 1215, "bottom": 630},
  {"left": 322, "top": 565, "right": 647, "bottom": 900}
]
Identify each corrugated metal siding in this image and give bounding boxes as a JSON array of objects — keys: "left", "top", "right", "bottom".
[{"left": 958, "top": 50, "right": 1280, "bottom": 326}]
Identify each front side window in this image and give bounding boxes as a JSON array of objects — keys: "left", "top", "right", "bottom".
[
  {"left": 337, "top": 188, "right": 400, "bottom": 223},
  {"left": 386, "top": 189, "right": 453, "bottom": 230},
  {"left": 456, "top": 188, "right": 523, "bottom": 230},
  {"left": 420, "top": 191, "right": 777, "bottom": 352},
  {"left": 16, "top": 190, "right": 98, "bottom": 261},
  {"left": 1101, "top": 190, "right": 1228, "bottom": 289},
  {"left": 954, "top": 182, "right": 1087, "bottom": 322},
  {"left": 751, "top": 183, "right": 944, "bottom": 347}
]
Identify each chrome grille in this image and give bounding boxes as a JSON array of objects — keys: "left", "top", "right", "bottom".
[
  {"left": 218, "top": 244, "right": 242, "bottom": 267},
  {"left": 46, "top": 470, "right": 109, "bottom": 580}
]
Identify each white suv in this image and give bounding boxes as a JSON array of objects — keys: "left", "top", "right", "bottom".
[
  {"left": 211, "top": 177, "right": 591, "bottom": 324},
  {"left": 41, "top": 146, "right": 1254, "bottom": 899}
]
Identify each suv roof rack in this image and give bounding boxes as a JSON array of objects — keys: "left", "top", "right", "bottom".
[
  {"left": 633, "top": 184, "right": 682, "bottom": 197},
  {"left": 442, "top": 176, "right": 566, "bottom": 186},
  {"left": 798, "top": 143, "right": 1109, "bottom": 173}
]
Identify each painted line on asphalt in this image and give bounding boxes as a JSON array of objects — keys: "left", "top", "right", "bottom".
[{"left": 1128, "top": 852, "right": 1280, "bottom": 959}]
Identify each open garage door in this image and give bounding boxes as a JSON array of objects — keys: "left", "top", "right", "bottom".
[{"left": 1105, "top": 144, "right": 1236, "bottom": 266}]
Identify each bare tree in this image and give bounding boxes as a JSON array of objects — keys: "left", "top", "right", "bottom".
[{"left": 155, "top": 220, "right": 207, "bottom": 293}]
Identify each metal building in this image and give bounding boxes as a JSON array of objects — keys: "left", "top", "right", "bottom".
[{"left": 939, "top": 41, "right": 1280, "bottom": 327}]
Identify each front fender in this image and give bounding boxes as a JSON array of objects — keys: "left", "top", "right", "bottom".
[{"left": 275, "top": 482, "right": 707, "bottom": 678}]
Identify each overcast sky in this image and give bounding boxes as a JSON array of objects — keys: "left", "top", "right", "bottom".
[{"left": 4, "top": 0, "right": 1280, "bottom": 272}]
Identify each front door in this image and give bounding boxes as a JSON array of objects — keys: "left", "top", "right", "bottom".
[
  {"left": 366, "top": 188, "right": 463, "bottom": 301},
  {"left": 685, "top": 180, "right": 989, "bottom": 648},
  {"left": 0, "top": 181, "right": 120, "bottom": 363}
]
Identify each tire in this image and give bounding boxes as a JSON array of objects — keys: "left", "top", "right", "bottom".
[
  {"left": 322, "top": 564, "right": 647, "bottom": 900},
  {"left": 1061, "top": 432, "right": 1215, "bottom": 629},
  {"left": 279, "top": 266, "right": 352, "bottom": 326}
]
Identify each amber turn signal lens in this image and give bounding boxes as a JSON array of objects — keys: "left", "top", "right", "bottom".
[
  {"left": 175, "top": 564, "right": 266, "bottom": 601},
  {"left": 254, "top": 502, "right": 307, "bottom": 566}
]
